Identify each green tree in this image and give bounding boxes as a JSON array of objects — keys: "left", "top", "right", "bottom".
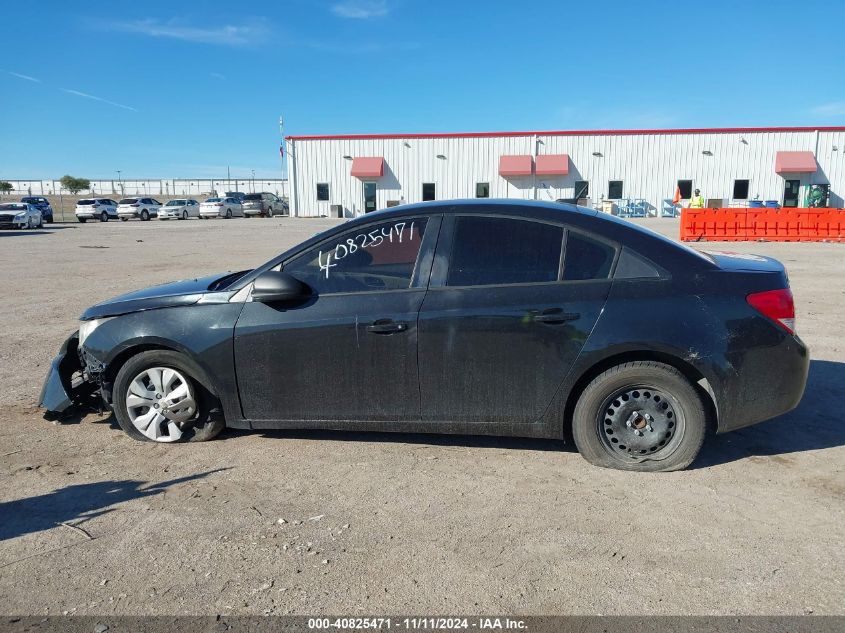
[
  {"left": 0, "top": 181, "right": 12, "bottom": 195},
  {"left": 59, "top": 175, "right": 91, "bottom": 194}
]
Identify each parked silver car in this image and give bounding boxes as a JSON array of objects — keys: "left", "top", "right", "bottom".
[
  {"left": 117, "top": 197, "right": 162, "bottom": 221},
  {"left": 158, "top": 199, "right": 200, "bottom": 220},
  {"left": 0, "top": 202, "right": 42, "bottom": 229},
  {"left": 242, "top": 192, "right": 287, "bottom": 217},
  {"left": 199, "top": 197, "right": 243, "bottom": 219}
]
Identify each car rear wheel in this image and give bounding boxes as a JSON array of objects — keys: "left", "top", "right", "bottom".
[
  {"left": 100, "top": 211, "right": 109, "bottom": 222},
  {"left": 266, "top": 207, "right": 273, "bottom": 218},
  {"left": 182, "top": 210, "right": 188, "bottom": 220},
  {"left": 140, "top": 210, "right": 150, "bottom": 221},
  {"left": 113, "top": 350, "right": 225, "bottom": 443},
  {"left": 120, "top": 217, "right": 128, "bottom": 221},
  {"left": 571, "top": 361, "right": 707, "bottom": 472},
  {"left": 78, "top": 217, "right": 87, "bottom": 223},
  {"left": 225, "top": 209, "right": 232, "bottom": 219}
]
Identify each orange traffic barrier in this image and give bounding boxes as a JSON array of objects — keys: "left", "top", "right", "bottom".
[{"left": 680, "top": 207, "right": 845, "bottom": 242}]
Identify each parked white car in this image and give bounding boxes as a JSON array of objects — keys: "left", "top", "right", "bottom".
[
  {"left": 242, "top": 192, "right": 287, "bottom": 217},
  {"left": 0, "top": 202, "right": 42, "bottom": 229},
  {"left": 158, "top": 199, "right": 200, "bottom": 220},
  {"left": 117, "top": 197, "right": 162, "bottom": 221},
  {"left": 75, "top": 198, "right": 119, "bottom": 223},
  {"left": 199, "top": 197, "right": 244, "bottom": 219}
]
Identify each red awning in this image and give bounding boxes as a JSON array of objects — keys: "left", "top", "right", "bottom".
[
  {"left": 775, "top": 151, "right": 817, "bottom": 174},
  {"left": 350, "top": 157, "right": 384, "bottom": 178},
  {"left": 535, "top": 154, "right": 570, "bottom": 176},
  {"left": 498, "top": 155, "right": 533, "bottom": 177}
]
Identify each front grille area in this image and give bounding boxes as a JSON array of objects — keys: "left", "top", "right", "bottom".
[{"left": 0, "top": 214, "right": 17, "bottom": 222}]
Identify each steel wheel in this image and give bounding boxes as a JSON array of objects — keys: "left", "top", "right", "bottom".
[
  {"left": 598, "top": 385, "right": 685, "bottom": 462},
  {"left": 125, "top": 367, "right": 197, "bottom": 442}
]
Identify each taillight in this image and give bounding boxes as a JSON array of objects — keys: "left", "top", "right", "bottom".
[
  {"left": 131, "top": 203, "right": 140, "bottom": 207},
  {"left": 747, "top": 288, "right": 796, "bottom": 334}
]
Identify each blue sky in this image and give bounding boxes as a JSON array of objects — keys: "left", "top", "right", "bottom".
[{"left": 2, "top": 0, "right": 845, "bottom": 179}]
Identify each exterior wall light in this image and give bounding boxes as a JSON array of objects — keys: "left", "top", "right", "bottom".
[
  {"left": 702, "top": 150, "right": 714, "bottom": 156},
  {"left": 592, "top": 151, "right": 603, "bottom": 157},
  {"left": 436, "top": 154, "right": 446, "bottom": 159},
  {"left": 342, "top": 155, "right": 352, "bottom": 160}
]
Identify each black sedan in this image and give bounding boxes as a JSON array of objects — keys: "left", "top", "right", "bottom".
[{"left": 40, "top": 200, "right": 809, "bottom": 471}]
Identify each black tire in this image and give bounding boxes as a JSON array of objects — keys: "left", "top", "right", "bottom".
[
  {"left": 113, "top": 350, "right": 225, "bottom": 443},
  {"left": 266, "top": 207, "right": 273, "bottom": 218},
  {"left": 182, "top": 210, "right": 188, "bottom": 220},
  {"left": 571, "top": 361, "right": 707, "bottom": 472},
  {"left": 100, "top": 211, "right": 109, "bottom": 222},
  {"left": 120, "top": 217, "right": 128, "bottom": 221},
  {"left": 78, "top": 217, "right": 87, "bottom": 224},
  {"left": 225, "top": 209, "right": 232, "bottom": 219},
  {"left": 140, "top": 209, "right": 150, "bottom": 221}
]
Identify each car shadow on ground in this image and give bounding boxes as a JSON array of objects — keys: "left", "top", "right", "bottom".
[
  {"left": 0, "top": 231, "right": 54, "bottom": 237},
  {"left": 693, "top": 359, "right": 844, "bottom": 468},
  {"left": 0, "top": 469, "right": 227, "bottom": 542}
]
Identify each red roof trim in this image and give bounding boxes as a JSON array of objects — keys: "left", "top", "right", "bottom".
[{"left": 287, "top": 125, "right": 845, "bottom": 142}]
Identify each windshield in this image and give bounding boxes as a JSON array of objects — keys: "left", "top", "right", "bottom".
[
  {"left": 205, "top": 198, "right": 221, "bottom": 203},
  {"left": 243, "top": 194, "right": 262, "bottom": 200},
  {"left": 119, "top": 198, "right": 138, "bottom": 204},
  {"left": 166, "top": 200, "right": 187, "bottom": 206}
]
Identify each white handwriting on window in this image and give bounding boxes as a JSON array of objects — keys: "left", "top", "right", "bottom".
[{"left": 317, "top": 222, "right": 416, "bottom": 279}]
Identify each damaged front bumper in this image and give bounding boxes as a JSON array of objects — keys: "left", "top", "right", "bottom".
[{"left": 38, "top": 332, "right": 100, "bottom": 418}]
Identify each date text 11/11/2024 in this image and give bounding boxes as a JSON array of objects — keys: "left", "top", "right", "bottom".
[{"left": 307, "top": 616, "right": 527, "bottom": 630}]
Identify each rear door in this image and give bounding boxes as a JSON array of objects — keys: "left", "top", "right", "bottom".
[{"left": 417, "top": 212, "right": 616, "bottom": 425}]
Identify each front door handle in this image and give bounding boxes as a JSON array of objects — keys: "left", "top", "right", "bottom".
[
  {"left": 366, "top": 319, "right": 408, "bottom": 334},
  {"left": 531, "top": 308, "right": 580, "bottom": 324}
]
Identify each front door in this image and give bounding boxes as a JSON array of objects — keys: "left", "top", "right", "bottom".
[
  {"left": 234, "top": 216, "right": 436, "bottom": 423},
  {"left": 784, "top": 179, "right": 801, "bottom": 207},
  {"left": 363, "top": 181, "right": 377, "bottom": 213},
  {"left": 417, "top": 213, "right": 614, "bottom": 425}
]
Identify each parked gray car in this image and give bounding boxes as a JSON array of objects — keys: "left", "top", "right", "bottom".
[
  {"left": 242, "top": 192, "right": 287, "bottom": 218},
  {"left": 0, "top": 202, "right": 42, "bottom": 229}
]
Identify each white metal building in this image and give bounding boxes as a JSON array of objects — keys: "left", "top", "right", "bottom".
[{"left": 285, "top": 126, "right": 845, "bottom": 218}]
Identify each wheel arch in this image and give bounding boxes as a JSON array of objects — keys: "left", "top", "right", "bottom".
[
  {"left": 561, "top": 350, "right": 719, "bottom": 440},
  {"left": 103, "top": 342, "right": 221, "bottom": 405}
]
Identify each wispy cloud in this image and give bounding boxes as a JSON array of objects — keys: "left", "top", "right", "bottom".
[
  {"left": 209, "top": 72, "right": 226, "bottom": 80},
  {"left": 302, "top": 38, "right": 418, "bottom": 53},
  {"left": 61, "top": 89, "right": 138, "bottom": 112},
  {"left": 811, "top": 102, "right": 845, "bottom": 117},
  {"left": 331, "top": 0, "right": 389, "bottom": 19},
  {"left": 6, "top": 71, "right": 41, "bottom": 83},
  {"left": 94, "top": 18, "right": 267, "bottom": 46}
]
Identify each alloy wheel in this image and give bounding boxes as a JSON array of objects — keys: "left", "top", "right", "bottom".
[{"left": 125, "top": 367, "right": 197, "bottom": 442}]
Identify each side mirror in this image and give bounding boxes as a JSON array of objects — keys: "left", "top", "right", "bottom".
[{"left": 252, "top": 271, "right": 307, "bottom": 303}]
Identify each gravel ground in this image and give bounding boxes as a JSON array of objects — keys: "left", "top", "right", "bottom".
[{"left": 0, "top": 216, "right": 842, "bottom": 616}]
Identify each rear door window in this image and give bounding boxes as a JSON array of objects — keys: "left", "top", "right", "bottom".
[
  {"left": 446, "top": 216, "right": 563, "bottom": 287},
  {"left": 285, "top": 218, "right": 429, "bottom": 295}
]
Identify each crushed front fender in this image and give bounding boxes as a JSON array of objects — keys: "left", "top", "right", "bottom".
[{"left": 38, "top": 332, "right": 93, "bottom": 418}]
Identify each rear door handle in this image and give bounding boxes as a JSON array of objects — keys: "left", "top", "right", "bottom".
[
  {"left": 366, "top": 319, "right": 408, "bottom": 334},
  {"left": 531, "top": 308, "right": 580, "bottom": 324}
]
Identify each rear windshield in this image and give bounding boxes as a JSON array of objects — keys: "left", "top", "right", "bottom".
[
  {"left": 22, "top": 197, "right": 41, "bottom": 203},
  {"left": 0, "top": 203, "right": 26, "bottom": 210},
  {"left": 77, "top": 199, "right": 96, "bottom": 205},
  {"left": 119, "top": 198, "right": 138, "bottom": 204},
  {"left": 243, "top": 194, "right": 262, "bottom": 200},
  {"left": 205, "top": 198, "right": 221, "bottom": 203}
]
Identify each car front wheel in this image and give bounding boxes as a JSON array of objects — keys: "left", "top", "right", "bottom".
[
  {"left": 571, "top": 361, "right": 707, "bottom": 472},
  {"left": 113, "top": 350, "right": 225, "bottom": 443},
  {"left": 100, "top": 211, "right": 109, "bottom": 222}
]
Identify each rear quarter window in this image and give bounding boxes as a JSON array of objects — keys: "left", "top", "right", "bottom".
[{"left": 562, "top": 231, "right": 617, "bottom": 281}]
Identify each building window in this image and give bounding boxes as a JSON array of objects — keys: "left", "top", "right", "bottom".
[
  {"left": 733, "top": 179, "right": 750, "bottom": 200},
  {"left": 677, "top": 180, "right": 693, "bottom": 199},
  {"left": 476, "top": 182, "right": 490, "bottom": 198},
  {"left": 608, "top": 180, "right": 624, "bottom": 199},
  {"left": 574, "top": 180, "right": 589, "bottom": 199},
  {"left": 422, "top": 183, "right": 436, "bottom": 201},
  {"left": 316, "top": 183, "right": 329, "bottom": 201}
]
